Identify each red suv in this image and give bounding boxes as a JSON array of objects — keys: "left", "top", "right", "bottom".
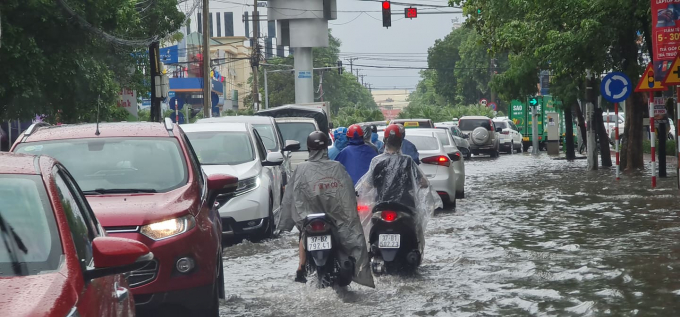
[
  {"left": 12, "top": 119, "right": 238, "bottom": 315},
  {"left": 0, "top": 152, "right": 153, "bottom": 316}
]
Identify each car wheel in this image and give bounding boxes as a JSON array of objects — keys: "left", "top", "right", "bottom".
[
  {"left": 196, "top": 262, "right": 220, "bottom": 316},
  {"left": 253, "top": 196, "right": 275, "bottom": 242},
  {"left": 217, "top": 250, "right": 225, "bottom": 300},
  {"left": 509, "top": 141, "right": 514, "bottom": 154},
  {"left": 456, "top": 190, "right": 464, "bottom": 199},
  {"left": 466, "top": 149, "right": 472, "bottom": 159}
]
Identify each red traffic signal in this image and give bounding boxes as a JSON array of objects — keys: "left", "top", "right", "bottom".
[
  {"left": 382, "top": 1, "right": 391, "bottom": 28},
  {"left": 382, "top": 1, "right": 391, "bottom": 10},
  {"left": 405, "top": 7, "right": 417, "bottom": 19}
]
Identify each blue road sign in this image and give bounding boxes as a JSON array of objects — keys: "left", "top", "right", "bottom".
[
  {"left": 600, "top": 72, "right": 632, "bottom": 103},
  {"left": 169, "top": 97, "right": 185, "bottom": 111},
  {"left": 168, "top": 91, "right": 175, "bottom": 99},
  {"left": 488, "top": 102, "right": 497, "bottom": 111}
]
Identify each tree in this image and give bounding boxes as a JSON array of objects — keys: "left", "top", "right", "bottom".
[
  {"left": 0, "top": 0, "right": 184, "bottom": 123},
  {"left": 454, "top": 0, "right": 647, "bottom": 169}
]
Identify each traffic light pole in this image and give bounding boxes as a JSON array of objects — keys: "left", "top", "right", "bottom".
[
  {"left": 532, "top": 105, "right": 539, "bottom": 155},
  {"left": 264, "top": 70, "right": 269, "bottom": 109}
]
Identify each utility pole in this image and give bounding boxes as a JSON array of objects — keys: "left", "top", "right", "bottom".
[
  {"left": 251, "top": 0, "right": 261, "bottom": 111},
  {"left": 345, "top": 57, "right": 358, "bottom": 73},
  {"left": 359, "top": 74, "right": 365, "bottom": 86},
  {"left": 367, "top": 83, "right": 372, "bottom": 93},
  {"left": 355, "top": 69, "right": 360, "bottom": 82},
  {"left": 586, "top": 71, "right": 598, "bottom": 170},
  {"left": 149, "top": 41, "right": 161, "bottom": 122},
  {"left": 319, "top": 71, "right": 324, "bottom": 102},
  {"left": 264, "top": 70, "right": 269, "bottom": 109},
  {"left": 201, "top": 0, "right": 211, "bottom": 117},
  {"left": 490, "top": 57, "right": 497, "bottom": 104}
]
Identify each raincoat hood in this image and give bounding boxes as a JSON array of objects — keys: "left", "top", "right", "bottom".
[
  {"left": 278, "top": 156, "right": 374, "bottom": 288},
  {"left": 355, "top": 153, "right": 442, "bottom": 251},
  {"left": 371, "top": 133, "right": 378, "bottom": 143},
  {"left": 333, "top": 134, "right": 348, "bottom": 151}
]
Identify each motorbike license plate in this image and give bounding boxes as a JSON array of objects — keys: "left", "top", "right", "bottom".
[
  {"left": 378, "top": 234, "right": 400, "bottom": 249},
  {"left": 307, "top": 235, "right": 332, "bottom": 251}
]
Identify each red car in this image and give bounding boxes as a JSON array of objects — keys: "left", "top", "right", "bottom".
[
  {"left": 12, "top": 119, "right": 238, "bottom": 315},
  {"left": 0, "top": 152, "right": 154, "bottom": 317}
]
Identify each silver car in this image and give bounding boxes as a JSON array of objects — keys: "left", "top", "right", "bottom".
[{"left": 458, "top": 116, "right": 501, "bottom": 158}]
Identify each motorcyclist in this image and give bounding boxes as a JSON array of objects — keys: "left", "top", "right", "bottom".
[
  {"left": 371, "top": 125, "right": 384, "bottom": 153},
  {"left": 399, "top": 127, "right": 421, "bottom": 165},
  {"left": 328, "top": 127, "right": 348, "bottom": 160},
  {"left": 362, "top": 124, "right": 379, "bottom": 154},
  {"left": 335, "top": 124, "right": 378, "bottom": 185},
  {"left": 278, "top": 131, "right": 374, "bottom": 288}
]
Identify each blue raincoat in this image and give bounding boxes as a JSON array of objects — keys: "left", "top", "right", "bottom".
[
  {"left": 328, "top": 131, "right": 348, "bottom": 160},
  {"left": 335, "top": 138, "right": 378, "bottom": 185},
  {"left": 371, "top": 133, "right": 384, "bottom": 153},
  {"left": 401, "top": 138, "right": 420, "bottom": 165}
]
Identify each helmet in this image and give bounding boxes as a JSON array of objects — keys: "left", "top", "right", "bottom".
[
  {"left": 384, "top": 124, "right": 405, "bottom": 148},
  {"left": 347, "top": 124, "right": 364, "bottom": 140},
  {"left": 307, "top": 131, "right": 330, "bottom": 150},
  {"left": 333, "top": 127, "right": 348, "bottom": 140}
]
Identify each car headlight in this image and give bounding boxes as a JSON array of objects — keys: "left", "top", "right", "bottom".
[
  {"left": 234, "top": 176, "right": 260, "bottom": 196},
  {"left": 140, "top": 215, "right": 196, "bottom": 241}
]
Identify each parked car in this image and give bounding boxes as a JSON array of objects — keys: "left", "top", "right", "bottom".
[
  {"left": 493, "top": 118, "right": 523, "bottom": 154},
  {"left": 403, "top": 132, "right": 460, "bottom": 207},
  {"left": 0, "top": 152, "right": 154, "bottom": 317},
  {"left": 12, "top": 120, "right": 238, "bottom": 315},
  {"left": 389, "top": 119, "right": 434, "bottom": 129},
  {"left": 435, "top": 124, "right": 471, "bottom": 159},
  {"left": 407, "top": 129, "right": 465, "bottom": 199},
  {"left": 196, "top": 115, "right": 300, "bottom": 191},
  {"left": 458, "top": 116, "right": 501, "bottom": 157},
  {"left": 182, "top": 122, "right": 284, "bottom": 241}
]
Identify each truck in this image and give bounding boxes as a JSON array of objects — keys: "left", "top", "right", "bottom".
[
  {"left": 510, "top": 96, "right": 578, "bottom": 152},
  {"left": 284, "top": 102, "right": 332, "bottom": 128}
]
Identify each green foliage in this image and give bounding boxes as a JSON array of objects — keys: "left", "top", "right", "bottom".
[
  {"left": 0, "top": 0, "right": 184, "bottom": 122},
  {"left": 259, "top": 31, "right": 377, "bottom": 114},
  {"left": 335, "top": 106, "right": 385, "bottom": 128},
  {"left": 642, "top": 140, "right": 676, "bottom": 155},
  {"left": 399, "top": 104, "right": 502, "bottom": 122}
]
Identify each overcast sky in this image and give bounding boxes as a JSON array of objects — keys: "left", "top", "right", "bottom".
[{"left": 330, "top": 0, "right": 463, "bottom": 91}]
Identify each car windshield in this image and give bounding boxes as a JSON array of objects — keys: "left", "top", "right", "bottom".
[
  {"left": 405, "top": 135, "right": 440, "bottom": 150},
  {"left": 15, "top": 138, "right": 188, "bottom": 193},
  {"left": 277, "top": 122, "right": 317, "bottom": 151},
  {"left": 186, "top": 131, "right": 255, "bottom": 165},
  {"left": 0, "top": 175, "right": 61, "bottom": 276},
  {"left": 459, "top": 119, "right": 491, "bottom": 131},
  {"left": 435, "top": 132, "right": 451, "bottom": 145},
  {"left": 494, "top": 121, "right": 509, "bottom": 129},
  {"left": 253, "top": 124, "right": 279, "bottom": 152}
]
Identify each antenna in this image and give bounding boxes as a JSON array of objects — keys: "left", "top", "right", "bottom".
[{"left": 95, "top": 94, "right": 101, "bottom": 136}]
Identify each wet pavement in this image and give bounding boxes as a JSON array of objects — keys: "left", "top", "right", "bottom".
[{"left": 218, "top": 153, "right": 680, "bottom": 316}]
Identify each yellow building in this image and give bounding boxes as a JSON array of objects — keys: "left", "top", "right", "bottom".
[
  {"left": 211, "top": 37, "right": 252, "bottom": 110},
  {"left": 372, "top": 90, "right": 411, "bottom": 111}
]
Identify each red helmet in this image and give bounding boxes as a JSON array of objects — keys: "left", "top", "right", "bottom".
[
  {"left": 384, "top": 124, "right": 405, "bottom": 148},
  {"left": 347, "top": 124, "right": 364, "bottom": 139}
]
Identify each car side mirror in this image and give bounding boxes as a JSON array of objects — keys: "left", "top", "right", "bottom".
[
  {"left": 207, "top": 174, "right": 239, "bottom": 205},
  {"left": 495, "top": 127, "right": 503, "bottom": 133},
  {"left": 283, "top": 140, "right": 301, "bottom": 152},
  {"left": 463, "top": 134, "right": 469, "bottom": 139},
  {"left": 84, "top": 237, "right": 153, "bottom": 281},
  {"left": 263, "top": 151, "right": 284, "bottom": 166}
]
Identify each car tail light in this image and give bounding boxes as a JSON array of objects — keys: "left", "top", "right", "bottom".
[
  {"left": 449, "top": 152, "right": 461, "bottom": 161},
  {"left": 488, "top": 120, "right": 494, "bottom": 131},
  {"left": 501, "top": 130, "right": 510, "bottom": 135},
  {"left": 381, "top": 210, "right": 398, "bottom": 222},
  {"left": 422, "top": 155, "right": 451, "bottom": 167},
  {"left": 307, "top": 220, "right": 328, "bottom": 233},
  {"left": 539, "top": 136, "right": 542, "bottom": 140}
]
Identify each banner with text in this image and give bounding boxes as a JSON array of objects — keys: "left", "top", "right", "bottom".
[{"left": 652, "top": 0, "right": 680, "bottom": 81}]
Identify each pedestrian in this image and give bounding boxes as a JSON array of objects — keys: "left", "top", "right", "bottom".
[
  {"left": 328, "top": 127, "right": 348, "bottom": 160},
  {"left": 335, "top": 124, "right": 378, "bottom": 185}
]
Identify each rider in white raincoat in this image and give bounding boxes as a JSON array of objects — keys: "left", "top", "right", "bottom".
[
  {"left": 279, "top": 131, "right": 375, "bottom": 288},
  {"left": 355, "top": 124, "right": 442, "bottom": 253}
]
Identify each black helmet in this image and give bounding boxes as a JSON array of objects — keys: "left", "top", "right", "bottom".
[{"left": 307, "top": 131, "right": 329, "bottom": 150}]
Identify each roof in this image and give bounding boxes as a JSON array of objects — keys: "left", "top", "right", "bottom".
[
  {"left": 22, "top": 122, "right": 171, "bottom": 143},
  {"left": 0, "top": 153, "right": 40, "bottom": 174},
  {"left": 390, "top": 118, "right": 432, "bottom": 122},
  {"left": 196, "top": 116, "right": 274, "bottom": 125},
  {"left": 180, "top": 122, "right": 248, "bottom": 133},
  {"left": 405, "top": 128, "right": 445, "bottom": 136},
  {"left": 460, "top": 116, "right": 491, "bottom": 120}
]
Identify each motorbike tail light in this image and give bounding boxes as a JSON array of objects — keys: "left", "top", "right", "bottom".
[
  {"left": 381, "top": 210, "right": 398, "bottom": 222},
  {"left": 422, "top": 155, "right": 451, "bottom": 167},
  {"left": 307, "top": 220, "right": 328, "bottom": 233},
  {"left": 357, "top": 205, "right": 370, "bottom": 212}
]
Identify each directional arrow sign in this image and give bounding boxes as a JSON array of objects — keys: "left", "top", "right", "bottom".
[
  {"left": 529, "top": 98, "right": 538, "bottom": 106},
  {"left": 600, "top": 72, "right": 632, "bottom": 103}
]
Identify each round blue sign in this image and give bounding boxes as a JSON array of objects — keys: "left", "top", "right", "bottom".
[
  {"left": 169, "top": 97, "right": 185, "bottom": 111},
  {"left": 600, "top": 72, "right": 632, "bottom": 103}
]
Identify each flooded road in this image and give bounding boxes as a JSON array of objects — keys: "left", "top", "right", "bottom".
[{"left": 218, "top": 153, "right": 680, "bottom": 316}]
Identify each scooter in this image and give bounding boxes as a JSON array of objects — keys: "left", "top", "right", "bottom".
[
  {"left": 369, "top": 202, "right": 422, "bottom": 275},
  {"left": 303, "top": 213, "right": 354, "bottom": 287}
]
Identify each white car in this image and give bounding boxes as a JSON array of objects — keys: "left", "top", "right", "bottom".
[
  {"left": 404, "top": 131, "right": 462, "bottom": 208},
  {"left": 493, "top": 118, "right": 523, "bottom": 153},
  {"left": 275, "top": 117, "right": 320, "bottom": 168},
  {"left": 604, "top": 113, "right": 625, "bottom": 142},
  {"left": 182, "top": 122, "right": 285, "bottom": 241}
]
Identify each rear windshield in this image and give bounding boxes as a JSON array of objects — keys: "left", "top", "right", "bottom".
[
  {"left": 15, "top": 138, "right": 188, "bottom": 193},
  {"left": 405, "top": 135, "right": 440, "bottom": 151},
  {"left": 186, "top": 132, "right": 255, "bottom": 165},
  {"left": 435, "top": 132, "right": 450, "bottom": 145},
  {"left": 459, "top": 119, "right": 492, "bottom": 131},
  {"left": 253, "top": 124, "right": 279, "bottom": 152},
  {"left": 494, "top": 121, "right": 508, "bottom": 129},
  {"left": 277, "top": 122, "right": 317, "bottom": 151},
  {"left": 0, "top": 175, "right": 62, "bottom": 276}
]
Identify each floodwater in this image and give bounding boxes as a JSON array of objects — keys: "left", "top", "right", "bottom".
[{"left": 218, "top": 153, "right": 680, "bottom": 316}]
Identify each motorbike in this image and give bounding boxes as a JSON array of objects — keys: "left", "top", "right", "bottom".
[
  {"left": 369, "top": 202, "right": 422, "bottom": 275},
  {"left": 303, "top": 213, "right": 354, "bottom": 287}
]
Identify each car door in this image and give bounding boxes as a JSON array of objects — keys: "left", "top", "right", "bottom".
[
  {"left": 53, "top": 168, "right": 130, "bottom": 317},
  {"left": 509, "top": 121, "right": 522, "bottom": 144},
  {"left": 253, "top": 128, "right": 281, "bottom": 210}
]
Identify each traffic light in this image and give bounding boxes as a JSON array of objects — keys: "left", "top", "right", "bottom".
[
  {"left": 529, "top": 97, "right": 538, "bottom": 106},
  {"left": 405, "top": 7, "right": 417, "bottom": 19},
  {"left": 382, "top": 1, "right": 391, "bottom": 28},
  {"left": 337, "top": 60, "right": 343, "bottom": 74}
]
